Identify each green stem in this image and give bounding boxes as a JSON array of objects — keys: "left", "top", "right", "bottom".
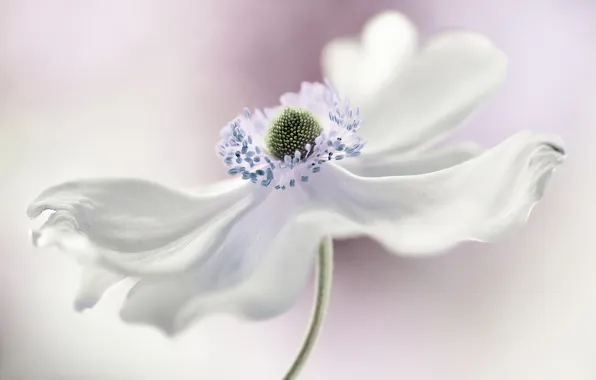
[{"left": 283, "top": 236, "right": 333, "bottom": 380}]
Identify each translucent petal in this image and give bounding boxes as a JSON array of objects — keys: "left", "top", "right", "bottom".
[
  {"left": 339, "top": 142, "right": 483, "bottom": 177},
  {"left": 27, "top": 178, "right": 259, "bottom": 274},
  {"left": 322, "top": 12, "right": 418, "bottom": 104},
  {"left": 74, "top": 265, "right": 124, "bottom": 311},
  {"left": 303, "top": 132, "right": 565, "bottom": 254},
  {"left": 118, "top": 196, "right": 320, "bottom": 335},
  {"left": 360, "top": 30, "right": 507, "bottom": 155}
]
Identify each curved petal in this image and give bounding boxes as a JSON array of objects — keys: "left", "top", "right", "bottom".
[
  {"left": 302, "top": 132, "right": 565, "bottom": 255},
  {"left": 74, "top": 265, "right": 124, "bottom": 312},
  {"left": 27, "top": 178, "right": 262, "bottom": 275},
  {"left": 361, "top": 30, "right": 507, "bottom": 155},
  {"left": 119, "top": 197, "right": 320, "bottom": 335},
  {"left": 338, "top": 142, "right": 483, "bottom": 177},
  {"left": 321, "top": 12, "right": 418, "bottom": 104}
]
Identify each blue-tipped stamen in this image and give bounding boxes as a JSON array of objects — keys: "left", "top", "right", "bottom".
[{"left": 217, "top": 82, "right": 365, "bottom": 190}]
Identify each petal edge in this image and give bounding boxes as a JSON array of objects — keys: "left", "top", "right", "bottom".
[{"left": 303, "top": 132, "right": 564, "bottom": 255}]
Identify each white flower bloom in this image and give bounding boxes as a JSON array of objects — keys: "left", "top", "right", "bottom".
[{"left": 27, "top": 15, "right": 565, "bottom": 336}]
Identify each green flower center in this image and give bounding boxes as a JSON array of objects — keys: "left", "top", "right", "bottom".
[{"left": 266, "top": 107, "right": 322, "bottom": 159}]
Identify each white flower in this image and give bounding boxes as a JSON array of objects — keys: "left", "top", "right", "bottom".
[{"left": 27, "top": 13, "right": 565, "bottom": 336}]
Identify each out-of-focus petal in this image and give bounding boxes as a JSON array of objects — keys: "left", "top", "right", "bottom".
[
  {"left": 322, "top": 12, "right": 418, "bottom": 104},
  {"left": 74, "top": 265, "right": 124, "bottom": 312},
  {"left": 360, "top": 31, "right": 507, "bottom": 155}
]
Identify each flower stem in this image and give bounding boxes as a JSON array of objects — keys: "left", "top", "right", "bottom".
[{"left": 283, "top": 236, "right": 333, "bottom": 380}]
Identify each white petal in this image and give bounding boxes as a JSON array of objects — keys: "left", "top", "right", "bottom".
[
  {"left": 27, "top": 178, "right": 260, "bottom": 275},
  {"left": 119, "top": 195, "right": 320, "bottom": 335},
  {"left": 321, "top": 12, "right": 418, "bottom": 104},
  {"left": 362, "top": 31, "right": 507, "bottom": 155},
  {"left": 339, "top": 142, "right": 483, "bottom": 177},
  {"left": 303, "top": 132, "right": 564, "bottom": 255},
  {"left": 74, "top": 265, "right": 124, "bottom": 312},
  {"left": 278, "top": 82, "right": 335, "bottom": 122}
]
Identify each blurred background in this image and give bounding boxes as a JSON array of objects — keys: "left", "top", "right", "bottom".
[{"left": 1, "top": 0, "right": 595, "bottom": 379}]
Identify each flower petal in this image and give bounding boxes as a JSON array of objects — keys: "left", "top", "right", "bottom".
[
  {"left": 278, "top": 82, "right": 336, "bottom": 121},
  {"left": 303, "top": 132, "right": 565, "bottom": 254},
  {"left": 361, "top": 30, "right": 507, "bottom": 155},
  {"left": 27, "top": 178, "right": 261, "bottom": 275},
  {"left": 119, "top": 208, "right": 320, "bottom": 335},
  {"left": 74, "top": 265, "right": 124, "bottom": 312},
  {"left": 321, "top": 12, "right": 418, "bottom": 104},
  {"left": 339, "top": 142, "right": 483, "bottom": 177}
]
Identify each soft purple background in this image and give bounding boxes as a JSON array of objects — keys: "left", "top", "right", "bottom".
[{"left": 1, "top": 0, "right": 595, "bottom": 379}]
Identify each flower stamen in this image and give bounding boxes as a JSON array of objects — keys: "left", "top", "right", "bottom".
[{"left": 217, "top": 82, "right": 366, "bottom": 190}]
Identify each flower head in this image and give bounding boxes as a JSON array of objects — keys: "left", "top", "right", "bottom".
[
  {"left": 27, "top": 12, "right": 565, "bottom": 337},
  {"left": 217, "top": 82, "right": 365, "bottom": 189}
]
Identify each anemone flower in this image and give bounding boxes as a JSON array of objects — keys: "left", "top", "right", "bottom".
[{"left": 27, "top": 11, "right": 564, "bottom": 379}]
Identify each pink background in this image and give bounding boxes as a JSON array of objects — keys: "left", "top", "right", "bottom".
[{"left": 1, "top": 0, "right": 595, "bottom": 379}]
